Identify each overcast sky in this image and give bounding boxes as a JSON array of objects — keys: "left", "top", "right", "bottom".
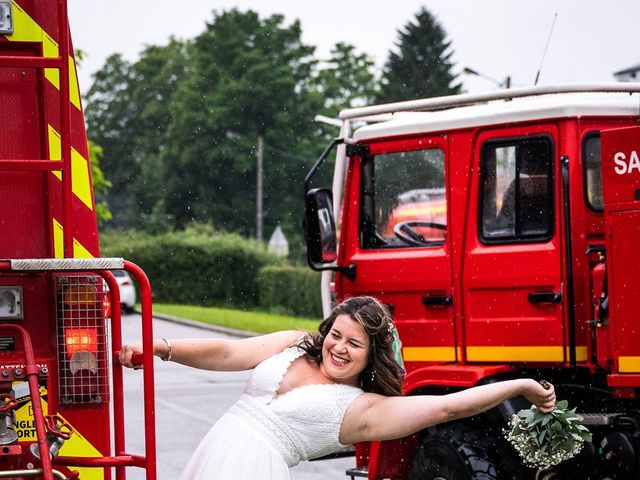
[{"left": 68, "top": 0, "right": 640, "bottom": 96}]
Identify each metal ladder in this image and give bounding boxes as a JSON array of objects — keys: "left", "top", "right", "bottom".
[{"left": 0, "top": 0, "right": 76, "bottom": 258}]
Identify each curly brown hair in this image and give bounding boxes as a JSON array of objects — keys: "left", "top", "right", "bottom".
[{"left": 298, "top": 296, "right": 404, "bottom": 396}]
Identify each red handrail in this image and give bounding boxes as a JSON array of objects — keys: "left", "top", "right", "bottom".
[
  {"left": 0, "top": 325, "right": 54, "bottom": 480},
  {"left": 124, "top": 261, "right": 157, "bottom": 480},
  {"left": 0, "top": 259, "right": 158, "bottom": 479}
]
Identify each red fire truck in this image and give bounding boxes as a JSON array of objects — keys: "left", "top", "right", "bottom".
[
  {"left": 304, "top": 85, "right": 640, "bottom": 479},
  {"left": 0, "top": 1, "right": 156, "bottom": 479}
]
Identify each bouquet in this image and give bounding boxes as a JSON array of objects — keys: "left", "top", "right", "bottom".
[{"left": 504, "top": 383, "right": 592, "bottom": 469}]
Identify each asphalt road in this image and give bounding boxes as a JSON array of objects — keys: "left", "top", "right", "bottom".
[{"left": 120, "top": 313, "right": 353, "bottom": 480}]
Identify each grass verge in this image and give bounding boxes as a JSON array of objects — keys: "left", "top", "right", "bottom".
[{"left": 152, "top": 303, "right": 320, "bottom": 334}]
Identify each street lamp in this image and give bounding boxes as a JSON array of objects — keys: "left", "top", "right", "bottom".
[
  {"left": 314, "top": 115, "right": 343, "bottom": 128},
  {"left": 463, "top": 67, "right": 511, "bottom": 89}
]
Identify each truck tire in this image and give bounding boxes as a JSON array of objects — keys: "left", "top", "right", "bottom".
[{"left": 408, "top": 422, "right": 529, "bottom": 480}]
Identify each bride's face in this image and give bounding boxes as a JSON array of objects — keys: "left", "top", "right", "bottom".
[{"left": 321, "top": 314, "right": 370, "bottom": 386}]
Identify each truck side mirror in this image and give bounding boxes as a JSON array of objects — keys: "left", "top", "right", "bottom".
[{"left": 304, "top": 188, "right": 338, "bottom": 267}]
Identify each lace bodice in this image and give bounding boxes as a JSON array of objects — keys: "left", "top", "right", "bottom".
[{"left": 228, "top": 344, "right": 363, "bottom": 467}]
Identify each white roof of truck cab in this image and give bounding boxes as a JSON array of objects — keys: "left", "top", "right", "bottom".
[{"left": 349, "top": 85, "right": 640, "bottom": 142}]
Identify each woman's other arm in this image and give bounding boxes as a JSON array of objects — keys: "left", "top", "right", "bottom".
[
  {"left": 119, "top": 330, "right": 304, "bottom": 372},
  {"left": 341, "top": 379, "right": 555, "bottom": 444}
]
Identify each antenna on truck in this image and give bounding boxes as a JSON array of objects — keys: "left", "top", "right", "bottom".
[{"left": 534, "top": 12, "right": 558, "bottom": 86}]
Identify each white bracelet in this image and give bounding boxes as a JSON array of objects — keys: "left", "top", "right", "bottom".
[{"left": 160, "top": 338, "right": 172, "bottom": 362}]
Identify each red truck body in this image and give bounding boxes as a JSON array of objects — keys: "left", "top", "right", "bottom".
[
  {"left": 304, "top": 86, "right": 640, "bottom": 479},
  {"left": 0, "top": 2, "right": 156, "bottom": 479}
]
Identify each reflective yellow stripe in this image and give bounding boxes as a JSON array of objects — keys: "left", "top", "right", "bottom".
[
  {"left": 58, "top": 413, "right": 104, "bottom": 480},
  {"left": 467, "top": 346, "right": 563, "bottom": 362},
  {"left": 68, "top": 54, "right": 81, "bottom": 109},
  {"left": 53, "top": 220, "right": 94, "bottom": 259},
  {"left": 567, "top": 346, "right": 588, "bottom": 362},
  {"left": 48, "top": 125, "right": 94, "bottom": 211},
  {"left": 619, "top": 356, "right": 640, "bottom": 373},
  {"left": 403, "top": 346, "right": 456, "bottom": 362},
  {"left": 404, "top": 346, "right": 587, "bottom": 363},
  {"left": 73, "top": 240, "right": 94, "bottom": 259},
  {"left": 53, "top": 219, "right": 64, "bottom": 258},
  {"left": 48, "top": 125, "right": 62, "bottom": 177},
  {"left": 12, "top": 383, "right": 104, "bottom": 479},
  {"left": 70, "top": 148, "right": 93, "bottom": 210},
  {"left": 7, "top": 2, "right": 81, "bottom": 109}
]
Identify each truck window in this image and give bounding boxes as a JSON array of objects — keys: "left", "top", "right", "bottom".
[
  {"left": 479, "top": 136, "right": 553, "bottom": 242},
  {"left": 360, "top": 148, "right": 446, "bottom": 249},
  {"left": 583, "top": 134, "right": 603, "bottom": 211}
]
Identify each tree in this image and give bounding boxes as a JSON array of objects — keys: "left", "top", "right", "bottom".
[
  {"left": 84, "top": 40, "right": 189, "bottom": 228},
  {"left": 85, "top": 10, "right": 372, "bottom": 245},
  {"left": 378, "top": 7, "right": 461, "bottom": 103},
  {"left": 162, "top": 9, "right": 321, "bottom": 237},
  {"left": 84, "top": 54, "right": 135, "bottom": 190},
  {"left": 315, "top": 42, "right": 378, "bottom": 116}
]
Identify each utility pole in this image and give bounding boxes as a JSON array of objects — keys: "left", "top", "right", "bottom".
[{"left": 256, "top": 134, "right": 264, "bottom": 244}]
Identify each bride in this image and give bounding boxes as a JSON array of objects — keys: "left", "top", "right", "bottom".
[{"left": 119, "top": 296, "right": 555, "bottom": 479}]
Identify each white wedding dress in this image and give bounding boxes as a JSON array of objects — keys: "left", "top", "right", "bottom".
[{"left": 180, "top": 343, "right": 364, "bottom": 479}]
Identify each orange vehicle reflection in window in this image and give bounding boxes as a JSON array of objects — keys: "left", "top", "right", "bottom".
[{"left": 383, "top": 188, "right": 447, "bottom": 241}]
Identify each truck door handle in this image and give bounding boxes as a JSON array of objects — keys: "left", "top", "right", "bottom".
[
  {"left": 422, "top": 295, "right": 453, "bottom": 307},
  {"left": 528, "top": 292, "right": 562, "bottom": 304}
]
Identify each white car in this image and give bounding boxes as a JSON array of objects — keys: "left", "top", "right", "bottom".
[{"left": 113, "top": 270, "right": 136, "bottom": 313}]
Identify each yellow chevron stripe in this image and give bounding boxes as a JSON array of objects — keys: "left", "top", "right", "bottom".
[
  {"left": 7, "top": 2, "right": 81, "bottom": 109},
  {"left": 73, "top": 239, "right": 94, "bottom": 259},
  {"left": 53, "top": 218, "right": 64, "bottom": 258},
  {"left": 619, "top": 356, "right": 640, "bottom": 373},
  {"left": 48, "top": 125, "right": 93, "bottom": 211},
  {"left": 58, "top": 419, "right": 104, "bottom": 480},
  {"left": 15, "top": 394, "right": 103, "bottom": 479},
  {"left": 403, "top": 346, "right": 456, "bottom": 362},
  {"left": 48, "top": 125, "right": 62, "bottom": 178},
  {"left": 53, "top": 219, "right": 94, "bottom": 259}
]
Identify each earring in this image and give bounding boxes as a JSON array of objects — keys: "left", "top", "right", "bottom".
[{"left": 370, "top": 370, "right": 376, "bottom": 382}]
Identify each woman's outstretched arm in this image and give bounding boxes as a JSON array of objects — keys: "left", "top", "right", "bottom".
[
  {"left": 119, "top": 330, "right": 303, "bottom": 372},
  {"left": 341, "top": 378, "right": 555, "bottom": 444}
]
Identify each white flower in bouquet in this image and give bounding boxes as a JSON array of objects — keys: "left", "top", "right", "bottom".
[{"left": 504, "top": 390, "right": 592, "bottom": 469}]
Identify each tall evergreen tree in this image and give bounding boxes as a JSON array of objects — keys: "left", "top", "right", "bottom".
[{"left": 378, "top": 7, "right": 461, "bottom": 103}]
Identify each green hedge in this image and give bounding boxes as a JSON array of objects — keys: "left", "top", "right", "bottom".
[
  {"left": 100, "top": 230, "right": 282, "bottom": 308},
  {"left": 256, "top": 265, "right": 322, "bottom": 318}
]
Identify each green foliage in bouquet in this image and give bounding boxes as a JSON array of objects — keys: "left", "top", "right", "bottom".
[{"left": 504, "top": 399, "right": 592, "bottom": 469}]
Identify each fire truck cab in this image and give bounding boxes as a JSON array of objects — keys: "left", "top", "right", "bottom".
[
  {"left": 304, "top": 85, "right": 640, "bottom": 479},
  {"left": 0, "top": 1, "right": 156, "bottom": 479}
]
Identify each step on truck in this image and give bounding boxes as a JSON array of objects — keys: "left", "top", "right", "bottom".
[
  {"left": 304, "top": 84, "right": 640, "bottom": 479},
  {"left": 0, "top": 1, "right": 157, "bottom": 479}
]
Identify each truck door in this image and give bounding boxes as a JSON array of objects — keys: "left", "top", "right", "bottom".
[
  {"left": 461, "top": 127, "right": 567, "bottom": 363},
  {"left": 600, "top": 126, "right": 640, "bottom": 379},
  {"left": 337, "top": 136, "right": 455, "bottom": 373}
]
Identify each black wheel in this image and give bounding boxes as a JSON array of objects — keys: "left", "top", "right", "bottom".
[{"left": 408, "top": 423, "right": 530, "bottom": 480}]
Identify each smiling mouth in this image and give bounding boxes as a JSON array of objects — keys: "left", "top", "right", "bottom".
[{"left": 330, "top": 352, "right": 350, "bottom": 366}]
